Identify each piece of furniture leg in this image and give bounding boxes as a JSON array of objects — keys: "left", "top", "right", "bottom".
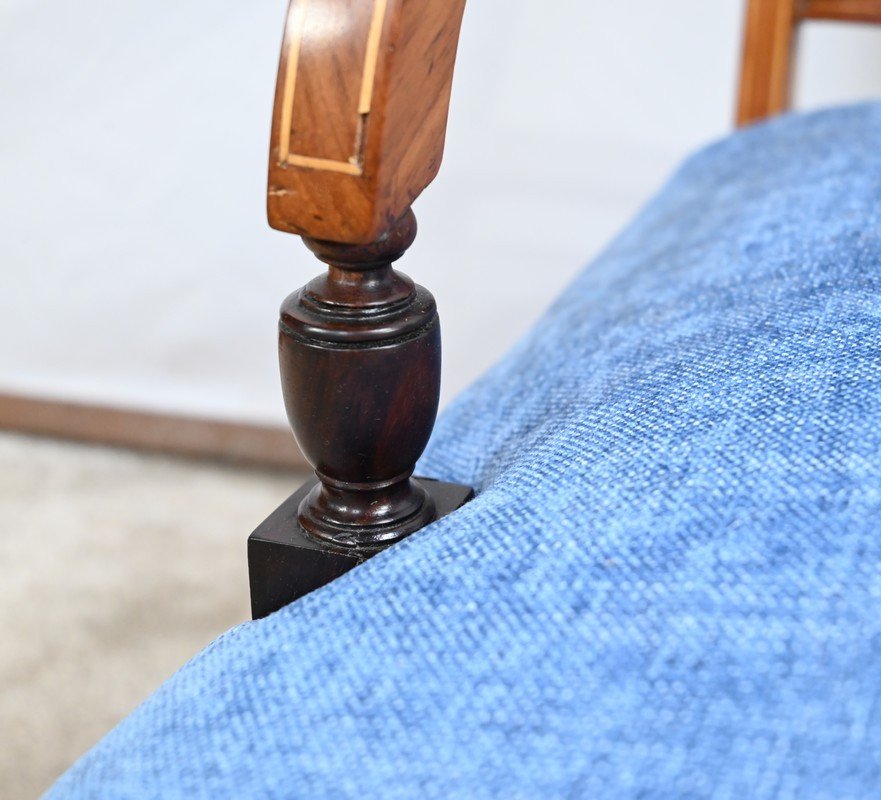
[
  {"left": 247, "top": 0, "right": 472, "bottom": 613},
  {"left": 282, "top": 210, "right": 443, "bottom": 547},
  {"left": 249, "top": 477, "right": 472, "bottom": 619},
  {"left": 248, "top": 209, "right": 474, "bottom": 616}
]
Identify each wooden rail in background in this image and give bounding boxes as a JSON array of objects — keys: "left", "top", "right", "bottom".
[
  {"left": 738, "top": 0, "right": 881, "bottom": 126},
  {"left": 803, "top": 0, "right": 881, "bottom": 22},
  {"left": 0, "top": 393, "right": 306, "bottom": 469}
]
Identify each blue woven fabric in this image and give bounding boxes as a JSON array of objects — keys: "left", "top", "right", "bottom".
[{"left": 48, "top": 103, "right": 881, "bottom": 799}]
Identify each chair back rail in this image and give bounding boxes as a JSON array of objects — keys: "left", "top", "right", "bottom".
[{"left": 738, "top": 0, "right": 881, "bottom": 125}]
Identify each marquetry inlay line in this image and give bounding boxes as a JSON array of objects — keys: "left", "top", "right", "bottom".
[
  {"left": 282, "top": 154, "right": 363, "bottom": 176},
  {"left": 278, "top": 0, "right": 307, "bottom": 164},
  {"left": 358, "top": 0, "right": 389, "bottom": 114},
  {"left": 279, "top": 0, "right": 389, "bottom": 176}
]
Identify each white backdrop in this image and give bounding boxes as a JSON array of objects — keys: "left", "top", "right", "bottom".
[{"left": 3, "top": 1, "right": 881, "bottom": 423}]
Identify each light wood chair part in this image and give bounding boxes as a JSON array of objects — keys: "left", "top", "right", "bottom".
[{"left": 737, "top": 0, "right": 881, "bottom": 125}]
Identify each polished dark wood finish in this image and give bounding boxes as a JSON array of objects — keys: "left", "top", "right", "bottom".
[
  {"left": 280, "top": 209, "right": 444, "bottom": 546},
  {"left": 737, "top": 0, "right": 881, "bottom": 126},
  {"left": 249, "top": 476, "right": 473, "bottom": 617}
]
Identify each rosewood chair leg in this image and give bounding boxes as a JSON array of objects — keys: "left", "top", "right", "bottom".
[
  {"left": 248, "top": 0, "right": 471, "bottom": 617},
  {"left": 248, "top": 213, "right": 471, "bottom": 618},
  {"left": 285, "top": 210, "right": 440, "bottom": 547}
]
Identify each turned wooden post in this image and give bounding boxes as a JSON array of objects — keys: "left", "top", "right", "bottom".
[
  {"left": 281, "top": 209, "right": 439, "bottom": 546},
  {"left": 248, "top": 0, "right": 471, "bottom": 617}
]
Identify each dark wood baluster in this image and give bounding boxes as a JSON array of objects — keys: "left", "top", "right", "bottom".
[
  {"left": 281, "top": 209, "right": 440, "bottom": 547},
  {"left": 249, "top": 211, "right": 471, "bottom": 618}
]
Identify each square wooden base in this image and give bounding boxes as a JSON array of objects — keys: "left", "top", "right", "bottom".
[{"left": 248, "top": 476, "right": 473, "bottom": 619}]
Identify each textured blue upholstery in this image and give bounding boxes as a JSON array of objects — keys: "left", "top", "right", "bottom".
[{"left": 49, "top": 103, "right": 881, "bottom": 799}]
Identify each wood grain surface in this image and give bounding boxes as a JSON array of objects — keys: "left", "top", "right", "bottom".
[
  {"left": 267, "top": 0, "right": 467, "bottom": 243},
  {"left": 737, "top": 0, "right": 881, "bottom": 126}
]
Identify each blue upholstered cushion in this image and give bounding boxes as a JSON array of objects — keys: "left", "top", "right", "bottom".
[{"left": 48, "top": 103, "right": 881, "bottom": 799}]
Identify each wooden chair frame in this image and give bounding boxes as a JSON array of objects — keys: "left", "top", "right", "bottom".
[
  {"left": 244, "top": 0, "right": 881, "bottom": 613},
  {"left": 737, "top": 0, "right": 881, "bottom": 125}
]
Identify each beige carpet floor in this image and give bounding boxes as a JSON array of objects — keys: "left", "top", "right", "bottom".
[{"left": 0, "top": 433, "right": 306, "bottom": 798}]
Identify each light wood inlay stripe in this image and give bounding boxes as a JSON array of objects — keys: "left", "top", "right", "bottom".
[
  {"left": 278, "top": 0, "right": 308, "bottom": 163},
  {"left": 279, "top": 0, "right": 389, "bottom": 175},
  {"left": 285, "top": 154, "right": 363, "bottom": 176},
  {"left": 358, "top": 0, "right": 389, "bottom": 114}
]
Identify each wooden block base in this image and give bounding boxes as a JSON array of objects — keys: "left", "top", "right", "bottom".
[{"left": 248, "top": 476, "right": 473, "bottom": 619}]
